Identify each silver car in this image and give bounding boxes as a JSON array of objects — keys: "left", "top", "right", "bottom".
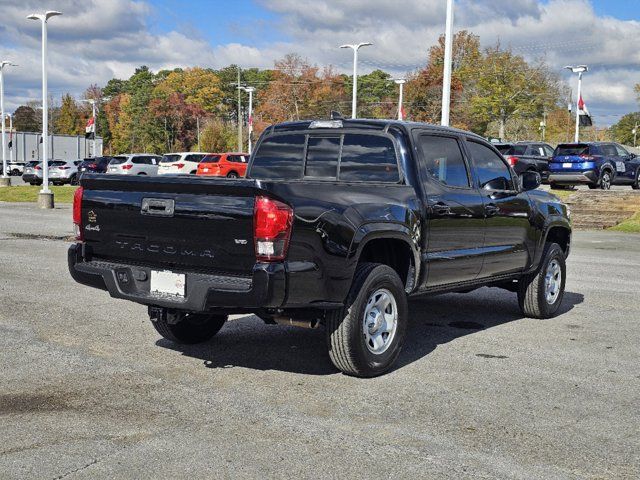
[
  {"left": 48, "top": 159, "right": 81, "bottom": 185},
  {"left": 107, "top": 154, "right": 161, "bottom": 176},
  {"left": 22, "top": 160, "right": 44, "bottom": 185}
]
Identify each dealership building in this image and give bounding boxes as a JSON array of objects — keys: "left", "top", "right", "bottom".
[{"left": 5, "top": 131, "right": 104, "bottom": 163}]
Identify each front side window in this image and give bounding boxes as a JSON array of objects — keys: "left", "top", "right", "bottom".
[
  {"left": 467, "top": 140, "right": 515, "bottom": 190},
  {"left": 250, "top": 134, "right": 306, "bottom": 179},
  {"left": 614, "top": 144, "right": 629, "bottom": 157},
  {"left": 418, "top": 135, "right": 469, "bottom": 188},
  {"left": 305, "top": 136, "right": 340, "bottom": 178},
  {"left": 339, "top": 134, "right": 399, "bottom": 182}
]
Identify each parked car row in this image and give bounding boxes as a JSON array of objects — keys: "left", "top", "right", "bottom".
[
  {"left": 19, "top": 152, "right": 249, "bottom": 185},
  {"left": 495, "top": 140, "right": 640, "bottom": 190}
]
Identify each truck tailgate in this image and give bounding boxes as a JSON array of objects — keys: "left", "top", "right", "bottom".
[{"left": 80, "top": 175, "right": 264, "bottom": 275}]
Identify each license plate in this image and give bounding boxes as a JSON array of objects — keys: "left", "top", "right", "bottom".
[
  {"left": 203, "top": 168, "right": 209, "bottom": 172},
  {"left": 562, "top": 163, "right": 572, "bottom": 168},
  {"left": 109, "top": 167, "right": 118, "bottom": 172},
  {"left": 150, "top": 270, "right": 185, "bottom": 297},
  {"left": 80, "top": 168, "right": 86, "bottom": 171}
]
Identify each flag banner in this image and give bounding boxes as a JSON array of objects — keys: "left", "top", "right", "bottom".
[
  {"left": 578, "top": 95, "right": 593, "bottom": 127},
  {"left": 85, "top": 117, "right": 95, "bottom": 139}
]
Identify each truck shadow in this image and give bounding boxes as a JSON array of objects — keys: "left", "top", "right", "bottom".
[{"left": 157, "top": 288, "right": 584, "bottom": 376}]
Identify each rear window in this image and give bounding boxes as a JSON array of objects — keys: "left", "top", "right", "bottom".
[
  {"left": 305, "top": 137, "right": 340, "bottom": 178},
  {"left": 495, "top": 144, "right": 512, "bottom": 154},
  {"left": 555, "top": 144, "right": 590, "bottom": 156},
  {"left": 201, "top": 155, "right": 221, "bottom": 163},
  {"left": 339, "top": 134, "right": 399, "bottom": 182},
  {"left": 250, "top": 134, "right": 306, "bottom": 179},
  {"left": 50, "top": 161, "right": 66, "bottom": 167},
  {"left": 160, "top": 154, "right": 181, "bottom": 164},
  {"left": 110, "top": 156, "right": 128, "bottom": 165},
  {"left": 507, "top": 145, "right": 528, "bottom": 155}
]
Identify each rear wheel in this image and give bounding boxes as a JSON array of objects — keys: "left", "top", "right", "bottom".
[
  {"left": 11, "top": 169, "right": 20, "bottom": 176},
  {"left": 632, "top": 169, "right": 640, "bottom": 190},
  {"left": 151, "top": 312, "right": 227, "bottom": 344},
  {"left": 70, "top": 174, "right": 78, "bottom": 186},
  {"left": 325, "top": 263, "right": 408, "bottom": 377},
  {"left": 227, "top": 171, "right": 239, "bottom": 178},
  {"left": 600, "top": 170, "right": 612, "bottom": 190},
  {"left": 518, "top": 242, "right": 566, "bottom": 319}
]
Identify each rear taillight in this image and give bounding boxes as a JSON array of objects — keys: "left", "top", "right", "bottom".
[
  {"left": 35, "top": 165, "right": 41, "bottom": 170},
  {"left": 73, "top": 187, "right": 84, "bottom": 241},
  {"left": 506, "top": 156, "right": 518, "bottom": 166},
  {"left": 175, "top": 163, "right": 185, "bottom": 169},
  {"left": 254, "top": 196, "right": 293, "bottom": 262},
  {"left": 579, "top": 154, "right": 595, "bottom": 161},
  {"left": 59, "top": 166, "right": 70, "bottom": 170},
  {"left": 121, "top": 164, "right": 133, "bottom": 170}
]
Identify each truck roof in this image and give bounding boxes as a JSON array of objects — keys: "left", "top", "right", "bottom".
[{"left": 268, "top": 118, "right": 487, "bottom": 142}]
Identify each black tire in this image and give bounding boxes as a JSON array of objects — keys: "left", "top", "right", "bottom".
[
  {"left": 70, "top": 174, "right": 78, "bottom": 186},
  {"left": 152, "top": 313, "right": 227, "bottom": 344},
  {"left": 227, "top": 172, "right": 239, "bottom": 178},
  {"left": 600, "top": 170, "right": 612, "bottom": 190},
  {"left": 588, "top": 184, "right": 598, "bottom": 190},
  {"left": 11, "top": 169, "right": 20, "bottom": 176},
  {"left": 632, "top": 169, "right": 640, "bottom": 190},
  {"left": 325, "top": 263, "right": 408, "bottom": 377},
  {"left": 518, "top": 242, "right": 566, "bottom": 319}
]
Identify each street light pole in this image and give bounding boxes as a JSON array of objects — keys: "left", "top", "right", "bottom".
[
  {"left": 565, "top": 65, "right": 588, "bottom": 143},
  {"left": 0, "top": 61, "right": 16, "bottom": 186},
  {"left": 441, "top": 0, "right": 454, "bottom": 126},
  {"left": 81, "top": 99, "right": 97, "bottom": 158},
  {"left": 394, "top": 79, "right": 406, "bottom": 121},
  {"left": 240, "top": 86, "right": 255, "bottom": 154},
  {"left": 340, "top": 42, "right": 372, "bottom": 119},
  {"left": 28, "top": 10, "right": 62, "bottom": 208},
  {"left": 633, "top": 123, "right": 637, "bottom": 148}
]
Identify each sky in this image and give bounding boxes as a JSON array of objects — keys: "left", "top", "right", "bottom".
[{"left": 0, "top": 0, "right": 639, "bottom": 126}]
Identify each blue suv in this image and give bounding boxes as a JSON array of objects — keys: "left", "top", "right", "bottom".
[{"left": 549, "top": 142, "right": 640, "bottom": 190}]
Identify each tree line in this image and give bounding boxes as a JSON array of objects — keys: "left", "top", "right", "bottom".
[{"left": 8, "top": 31, "right": 637, "bottom": 154}]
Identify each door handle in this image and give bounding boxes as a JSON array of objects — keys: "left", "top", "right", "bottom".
[
  {"left": 430, "top": 202, "right": 452, "bottom": 217},
  {"left": 485, "top": 204, "right": 500, "bottom": 217},
  {"left": 141, "top": 198, "right": 175, "bottom": 217}
]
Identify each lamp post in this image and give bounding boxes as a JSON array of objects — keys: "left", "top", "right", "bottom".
[
  {"left": 27, "top": 10, "right": 62, "bottom": 208},
  {"left": 0, "top": 61, "right": 17, "bottom": 187},
  {"left": 441, "top": 0, "right": 454, "bottom": 126},
  {"left": 340, "top": 42, "right": 372, "bottom": 119},
  {"left": 240, "top": 86, "right": 255, "bottom": 154},
  {"left": 633, "top": 124, "right": 638, "bottom": 148},
  {"left": 565, "top": 65, "right": 588, "bottom": 143},
  {"left": 394, "top": 79, "right": 406, "bottom": 121}
]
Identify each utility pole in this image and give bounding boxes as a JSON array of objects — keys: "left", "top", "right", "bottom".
[
  {"left": 340, "top": 42, "right": 373, "bottom": 119},
  {"left": 27, "top": 10, "right": 62, "bottom": 208},
  {"left": 8, "top": 113, "right": 13, "bottom": 164},
  {"left": 0, "top": 61, "right": 16, "bottom": 186},
  {"left": 240, "top": 86, "right": 255, "bottom": 154},
  {"left": 633, "top": 123, "right": 638, "bottom": 148},
  {"left": 540, "top": 111, "right": 547, "bottom": 142},
  {"left": 441, "top": 0, "right": 454, "bottom": 126},
  {"left": 237, "top": 67, "right": 242, "bottom": 152},
  {"left": 565, "top": 65, "right": 588, "bottom": 143},
  {"left": 394, "top": 79, "right": 406, "bottom": 121},
  {"left": 81, "top": 99, "right": 97, "bottom": 158}
]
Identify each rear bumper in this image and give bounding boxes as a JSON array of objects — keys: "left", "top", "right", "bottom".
[
  {"left": 22, "top": 174, "right": 41, "bottom": 182},
  {"left": 548, "top": 170, "right": 597, "bottom": 184},
  {"left": 68, "top": 243, "right": 286, "bottom": 312}
]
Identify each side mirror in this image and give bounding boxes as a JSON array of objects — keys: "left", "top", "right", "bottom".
[{"left": 519, "top": 171, "right": 541, "bottom": 191}]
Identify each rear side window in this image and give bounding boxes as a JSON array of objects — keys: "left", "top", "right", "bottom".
[
  {"left": 508, "top": 145, "right": 528, "bottom": 155},
  {"left": 418, "top": 135, "right": 469, "bottom": 188},
  {"left": 250, "top": 134, "right": 306, "bottom": 179},
  {"left": 467, "top": 141, "right": 515, "bottom": 190},
  {"left": 186, "top": 154, "right": 205, "bottom": 162},
  {"left": 228, "top": 155, "right": 248, "bottom": 163},
  {"left": 161, "top": 154, "right": 180, "bottom": 164},
  {"left": 495, "top": 145, "right": 512, "bottom": 154},
  {"left": 305, "top": 137, "right": 340, "bottom": 178},
  {"left": 555, "top": 144, "right": 589, "bottom": 156},
  {"left": 132, "top": 157, "right": 145, "bottom": 164},
  {"left": 339, "top": 134, "right": 399, "bottom": 182}
]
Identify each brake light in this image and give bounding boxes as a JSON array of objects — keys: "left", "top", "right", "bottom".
[
  {"left": 35, "top": 165, "right": 41, "bottom": 170},
  {"left": 58, "top": 166, "right": 70, "bottom": 170},
  {"left": 121, "top": 164, "right": 133, "bottom": 170},
  {"left": 506, "top": 156, "right": 518, "bottom": 166},
  {"left": 73, "top": 187, "right": 84, "bottom": 241},
  {"left": 579, "top": 154, "right": 595, "bottom": 160},
  {"left": 254, "top": 196, "right": 293, "bottom": 261},
  {"left": 175, "top": 163, "right": 185, "bottom": 169}
]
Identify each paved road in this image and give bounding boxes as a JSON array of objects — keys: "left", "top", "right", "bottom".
[{"left": 0, "top": 204, "right": 638, "bottom": 479}]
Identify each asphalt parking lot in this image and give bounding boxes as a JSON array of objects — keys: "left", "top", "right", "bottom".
[{"left": 0, "top": 202, "right": 638, "bottom": 479}]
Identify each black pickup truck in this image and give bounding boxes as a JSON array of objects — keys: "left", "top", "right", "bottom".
[
  {"left": 495, "top": 142, "right": 555, "bottom": 182},
  {"left": 69, "top": 119, "right": 571, "bottom": 377}
]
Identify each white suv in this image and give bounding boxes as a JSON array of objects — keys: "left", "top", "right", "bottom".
[
  {"left": 157, "top": 152, "right": 207, "bottom": 175},
  {"left": 107, "top": 154, "right": 161, "bottom": 176}
]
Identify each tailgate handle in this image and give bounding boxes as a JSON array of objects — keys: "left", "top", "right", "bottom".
[{"left": 141, "top": 198, "right": 175, "bottom": 217}]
